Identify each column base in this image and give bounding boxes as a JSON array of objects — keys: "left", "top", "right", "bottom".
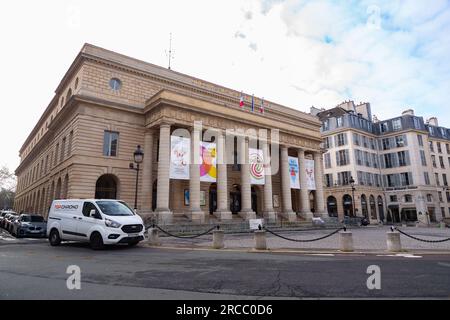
[
  {"left": 278, "top": 211, "right": 297, "bottom": 222},
  {"left": 155, "top": 209, "right": 173, "bottom": 224},
  {"left": 239, "top": 210, "right": 256, "bottom": 220},
  {"left": 189, "top": 210, "right": 207, "bottom": 223},
  {"left": 299, "top": 211, "right": 313, "bottom": 221},
  {"left": 262, "top": 211, "right": 277, "bottom": 222},
  {"left": 214, "top": 210, "right": 232, "bottom": 221}
]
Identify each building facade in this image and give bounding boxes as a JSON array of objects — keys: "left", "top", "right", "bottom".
[
  {"left": 313, "top": 101, "right": 450, "bottom": 224},
  {"left": 14, "top": 44, "right": 326, "bottom": 224}
]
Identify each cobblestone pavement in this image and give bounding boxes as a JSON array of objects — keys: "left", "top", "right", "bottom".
[{"left": 157, "top": 226, "right": 450, "bottom": 251}]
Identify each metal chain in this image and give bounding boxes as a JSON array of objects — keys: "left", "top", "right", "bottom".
[
  {"left": 152, "top": 224, "right": 218, "bottom": 239},
  {"left": 395, "top": 227, "right": 450, "bottom": 243},
  {"left": 263, "top": 227, "right": 344, "bottom": 242}
]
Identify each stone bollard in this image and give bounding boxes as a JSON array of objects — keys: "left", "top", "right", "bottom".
[
  {"left": 254, "top": 230, "right": 267, "bottom": 250},
  {"left": 147, "top": 228, "right": 161, "bottom": 246},
  {"left": 386, "top": 231, "right": 402, "bottom": 252},
  {"left": 212, "top": 230, "right": 225, "bottom": 249},
  {"left": 339, "top": 231, "right": 354, "bottom": 252}
]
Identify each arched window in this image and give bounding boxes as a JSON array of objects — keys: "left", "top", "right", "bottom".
[
  {"left": 361, "top": 194, "right": 369, "bottom": 218},
  {"left": 327, "top": 196, "right": 338, "bottom": 217},
  {"left": 369, "top": 195, "right": 377, "bottom": 220},
  {"left": 95, "top": 174, "right": 119, "bottom": 199},
  {"left": 342, "top": 194, "right": 353, "bottom": 217}
]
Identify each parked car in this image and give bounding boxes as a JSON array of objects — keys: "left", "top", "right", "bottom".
[
  {"left": 4, "top": 213, "right": 19, "bottom": 232},
  {"left": 0, "top": 211, "right": 9, "bottom": 228},
  {"left": 11, "top": 214, "right": 47, "bottom": 238},
  {"left": 47, "top": 199, "right": 145, "bottom": 250}
]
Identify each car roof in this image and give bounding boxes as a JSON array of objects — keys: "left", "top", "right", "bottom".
[{"left": 53, "top": 199, "right": 121, "bottom": 202}]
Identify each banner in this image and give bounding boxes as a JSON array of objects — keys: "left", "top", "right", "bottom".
[
  {"left": 304, "top": 159, "right": 316, "bottom": 190},
  {"left": 200, "top": 142, "right": 217, "bottom": 182},
  {"left": 249, "top": 148, "right": 265, "bottom": 185},
  {"left": 288, "top": 156, "right": 300, "bottom": 189},
  {"left": 170, "top": 136, "right": 190, "bottom": 180}
]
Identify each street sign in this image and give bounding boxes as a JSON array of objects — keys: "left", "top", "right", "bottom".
[{"left": 249, "top": 219, "right": 264, "bottom": 230}]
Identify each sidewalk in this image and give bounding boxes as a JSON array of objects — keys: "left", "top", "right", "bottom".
[{"left": 149, "top": 226, "right": 450, "bottom": 254}]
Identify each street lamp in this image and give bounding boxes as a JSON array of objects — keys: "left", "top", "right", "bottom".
[
  {"left": 130, "top": 145, "right": 144, "bottom": 210},
  {"left": 349, "top": 176, "right": 356, "bottom": 218}
]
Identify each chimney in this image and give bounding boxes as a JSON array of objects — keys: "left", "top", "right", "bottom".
[
  {"left": 402, "top": 109, "right": 414, "bottom": 116},
  {"left": 428, "top": 117, "right": 438, "bottom": 126}
]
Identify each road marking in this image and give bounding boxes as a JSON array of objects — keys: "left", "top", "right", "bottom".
[
  {"left": 307, "top": 254, "right": 335, "bottom": 257},
  {"left": 377, "top": 254, "right": 422, "bottom": 258},
  {"left": 438, "top": 262, "right": 450, "bottom": 268}
]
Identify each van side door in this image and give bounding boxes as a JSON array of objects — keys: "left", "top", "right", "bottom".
[
  {"left": 58, "top": 204, "right": 84, "bottom": 240},
  {"left": 77, "top": 202, "right": 102, "bottom": 239}
]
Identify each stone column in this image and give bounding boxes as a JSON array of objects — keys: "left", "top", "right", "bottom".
[
  {"left": 215, "top": 130, "right": 232, "bottom": 220},
  {"left": 314, "top": 151, "right": 327, "bottom": 218},
  {"left": 239, "top": 137, "right": 256, "bottom": 220},
  {"left": 298, "top": 149, "right": 313, "bottom": 221},
  {"left": 155, "top": 123, "right": 172, "bottom": 222},
  {"left": 262, "top": 140, "right": 276, "bottom": 221},
  {"left": 141, "top": 129, "right": 154, "bottom": 216},
  {"left": 280, "top": 145, "right": 296, "bottom": 221},
  {"left": 189, "top": 126, "right": 205, "bottom": 222}
]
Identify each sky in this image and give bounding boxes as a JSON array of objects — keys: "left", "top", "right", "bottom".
[{"left": 1, "top": 0, "right": 450, "bottom": 173}]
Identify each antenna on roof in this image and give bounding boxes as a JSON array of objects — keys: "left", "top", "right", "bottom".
[{"left": 165, "top": 33, "right": 175, "bottom": 70}]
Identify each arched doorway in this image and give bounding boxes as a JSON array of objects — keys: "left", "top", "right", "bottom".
[
  {"left": 377, "top": 196, "right": 385, "bottom": 222},
  {"left": 62, "top": 174, "right": 69, "bottom": 199},
  {"left": 361, "top": 194, "right": 369, "bottom": 218},
  {"left": 95, "top": 174, "right": 118, "bottom": 199},
  {"left": 251, "top": 186, "right": 261, "bottom": 216},
  {"left": 327, "top": 196, "right": 338, "bottom": 217},
  {"left": 36, "top": 190, "right": 41, "bottom": 214},
  {"left": 309, "top": 191, "right": 316, "bottom": 214},
  {"left": 230, "top": 184, "right": 241, "bottom": 214},
  {"left": 152, "top": 180, "right": 157, "bottom": 211},
  {"left": 343, "top": 194, "right": 353, "bottom": 217},
  {"left": 369, "top": 195, "right": 377, "bottom": 220},
  {"left": 209, "top": 183, "right": 217, "bottom": 214}
]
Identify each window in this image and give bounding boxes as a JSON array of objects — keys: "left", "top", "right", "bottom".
[
  {"left": 400, "top": 172, "right": 412, "bottom": 186},
  {"left": 429, "top": 141, "right": 434, "bottom": 152},
  {"left": 390, "top": 195, "right": 398, "bottom": 202},
  {"left": 392, "top": 119, "right": 402, "bottom": 131},
  {"left": 428, "top": 126, "right": 435, "bottom": 135},
  {"left": 443, "top": 174, "right": 448, "bottom": 187},
  {"left": 441, "top": 207, "right": 446, "bottom": 218},
  {"left": 337, "top": 171, "right": 351, "bottom": 186},
  {"left": 109, "top": 78, "right": 122, "bottom": 91},
  {"left": 353, "top": 133, "right": 360, "bottom": 146},
  {"left": 413, "top": 117, "right": 421, "bottom": 129},
  {"left": 398, "top": 151, "right": 407, "bottom": 167},
  {"left": 424, "top": 172, "right": 430, "bottom": 185},
  {"left": 68, "top": 131, "right": 73, "bottom": 156},
  {"left": 362, "top": 136, "right": 368, "bottom": 148},
  {"left": 440, "top": 156, "right": 445, "bottom": 169},
  {"left": 336, "top": 117, "right": 343, "bottom": 128},
  {"left": 395, "top": 135, "right": 406, "bottom": 147},
  {"left": 384, "top": 154, "right": 394, "bottom": 168},
  {"left": 335, "top": 133, "right": 347, "bottom": 146},
  {"left": 380, "top": 122, "right": 388, "bottom": 133},
  {"left": 404, "top": 194, "right": 413, "bottom": 203},
  {"left": 382, "top": 138, "right": 390, "bottom": 150},
  {"left": 437, "top": 142, "right": 442, "bottom": 153},
  {"left": 447, "top": 192, "right": 450, "bottom": 202},
  {"left": 324, "top": 153, "right": 332, "bottom": 169},
  {"left": 439, "top": 192, "right": 443, "bottom": 202},
  {"left": 419, "top": 150, "right": 427, "bottom": 166},
  {"left": 336, "top": 150, "right": 350, "bottom": 166},
  {"left": 54, "top": 144, "right": 59, "bottom": 166},
  {"left": 324, "top": 136, "right": 333, "bottom": 149},
  {"left": 370, "top": 138, "right": 376, "bottom": 150},
  {"left": 323, "top": 119, "right": 329, "bottom": 131},
  {"left": 427, "top": 194, "right": 433, "bottom": 202},
  {"left": 447, "top": 144, "right": 450, "bottom": 154},
  {"left": 431, "top": 155, "right": 437, "bottom": 168},
  {"left": 103, "top": 131, "right": 119, "bottom": 157},
  {"left": 60, "top": 137, "right": 66, "bottom": 162},
  {"left": 82, "top": 202, "right": 99, "bottom": 217},
  {"left": 417, "top": 134, "right": 423, "bottom": 146},
  {"left": 325, "top": 174, "right": 333, "bottom": 187},
  {"left": 435, "top": 173, "right": 440, "bottom": 186}
]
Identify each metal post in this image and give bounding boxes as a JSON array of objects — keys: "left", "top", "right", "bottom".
[{"left": 134, "top": 163, "right": 140, "bottom": 210}]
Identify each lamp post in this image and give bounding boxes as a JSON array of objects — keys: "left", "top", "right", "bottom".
[
  {"left": 349, "top": 176, "right": 356, "bottom": 217},
  {"left": 130, "top": 145, "right": 144, "bottom": 210}
]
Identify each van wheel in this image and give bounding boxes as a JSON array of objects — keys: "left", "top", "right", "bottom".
[
  {"left": 49, "top": 229, "right": 61, "bottom": 246},
  {"left": 90, "top": 232, "right": 104, "bottom": 250}
]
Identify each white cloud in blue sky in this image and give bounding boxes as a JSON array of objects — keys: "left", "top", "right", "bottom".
[{"left": 0, "top": 0, "right": 449, "bottom": 170}]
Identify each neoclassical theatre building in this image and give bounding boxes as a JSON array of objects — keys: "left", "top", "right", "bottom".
[{"left": 14, "top": 44, "right": 326, "bottom": 223}]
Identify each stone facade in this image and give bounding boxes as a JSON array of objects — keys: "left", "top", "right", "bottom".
[{"left": 14, "top": 44, "right": 324, "bottom": 224}]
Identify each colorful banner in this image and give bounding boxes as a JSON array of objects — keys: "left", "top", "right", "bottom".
[
  {"left": 249, "top": 148, "right": 265, "bottom": 185},
  {"left": 288, "top": 156, "right": 300, "bottom": 189},
  {"left": 304, "top": 159, "right": 316, "bottom": 190},
  {"left": 170, "top": 136, "right": 190, "bottom": 180},
  {"left": 200, "top": 142, "right": 217, "bottom": 182}
]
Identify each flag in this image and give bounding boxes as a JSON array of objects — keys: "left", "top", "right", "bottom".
[
  {"left": 260, "top": 97, "right": 265, "bottom": 114},
  {"left": 251, "top": 94, "right": 254, "bottom": 112},
  {"left": 239, "top": 92, "right": 244, "bottom": 108}
]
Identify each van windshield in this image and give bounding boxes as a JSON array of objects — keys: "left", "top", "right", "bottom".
[{"left": 96, "top": 201, "right": 135, "bottom": 216}]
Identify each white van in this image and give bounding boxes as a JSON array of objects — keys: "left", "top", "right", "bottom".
[{"left": 46, "top": 199, "right": 145, "bottom": 249}]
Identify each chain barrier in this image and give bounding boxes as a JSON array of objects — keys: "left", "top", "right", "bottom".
[
  {"left": 148, "top": 224, "right": 219, "bottom": 239},
  {"left": 263, "top": 226, "right": 345, "bottom": 243},
  {"left": 394, "top": 227, "right": 450, "bottom": 243}
]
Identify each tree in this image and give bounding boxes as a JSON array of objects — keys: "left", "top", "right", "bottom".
[{"left": 0, "top": 166, "right": 16, "bottom": 210}]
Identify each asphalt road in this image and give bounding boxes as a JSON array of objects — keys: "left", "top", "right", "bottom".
[{"left": 0, "top": 241, "right": 450, "bottom": 299}]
